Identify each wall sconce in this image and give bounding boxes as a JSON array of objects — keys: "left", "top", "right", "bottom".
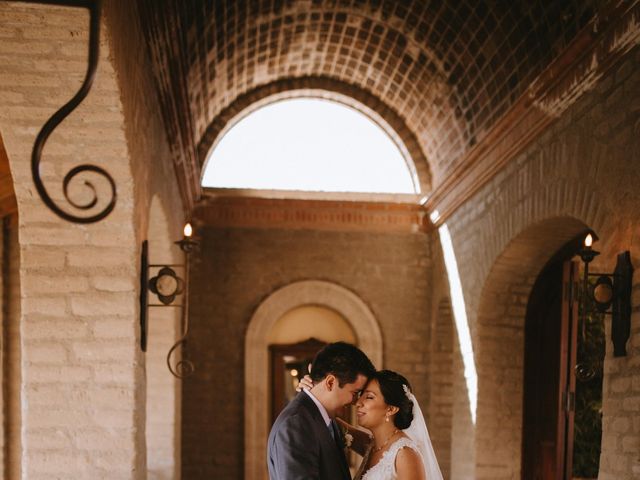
[
  {"left": 140, "top": 223, "right": 199, "bottom": 378},
  {"left": 578, "top": 233, "right": 633, "bottom": 357}
]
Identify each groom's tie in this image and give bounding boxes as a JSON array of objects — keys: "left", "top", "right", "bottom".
[
  {"left": 330, "top": 420, "right": 350, "bottom": 475},
  {"left": 329, "top": 420, "right": 343, "bottom": 449}
]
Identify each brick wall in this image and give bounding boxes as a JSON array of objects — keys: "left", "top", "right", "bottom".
[
  {"left": 427, "top": 236, "right": 455, "bottom": 478},
  {"left": 102, "top": 0, "right": 185, "bottom": 235},
  {"left": 450, "top": 321, "right": 475, "bottom": 480},
  {"left": 0, "top": 4, "right": 143, "bottom": 477},
  {"left": 442, "top": 46, "right": 640, "bottom": 479},
  {"left": 0, "top": 2, "right": 183, "bottom": 478},
  {"left": 103, "top": 2, "right": 187, "bottom": 478},
  {"left": 184, "top": 226, "right": 432, "bottom": 478},
  {"left": 429, "top": 296, "right": 453, "bottom": 478},
  {"left": 139, "top": 1, "right": 599, "bottom": 198},
  {"left": 145, "top": 196, "right": 182, "bottom": 480}
]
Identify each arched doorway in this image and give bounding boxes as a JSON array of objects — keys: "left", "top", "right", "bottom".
[
  {"left": 522, "top": 235, "right": 605, "bottom": 480},
  {"left": 244, "top": 280, "right": 383, "bottom": 480},
  {"left": 475, "top": 216, "right": 592, "bottom": 478},
  {"left": 267, "top": 304, "right": 357, "bottom": 424}
]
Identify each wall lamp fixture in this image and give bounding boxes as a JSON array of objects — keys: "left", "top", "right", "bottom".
[
  {"left": 578, "top": 233, "right": 633, "bottom": 357},
  {"left": 140, "top": 223, "right": 199, "bottom": 378}
]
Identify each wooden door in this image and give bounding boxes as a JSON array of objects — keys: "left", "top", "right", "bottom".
[
  {"left": 558, "top": 261, "right": 579, "bottom": 479},
  {"left": 522, "top": 260, "right": 579, "bottom": 480},
  {"left": 269, "top": 338, "right": 326, "bottom": 425}
]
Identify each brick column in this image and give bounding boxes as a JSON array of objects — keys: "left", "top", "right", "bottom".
[{"left": 0, "top": 4, "right": 144, "bottom": 478}]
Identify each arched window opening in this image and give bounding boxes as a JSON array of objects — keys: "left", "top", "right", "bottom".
[{"left": 201, "top": 98, "right": 418, "bottom": 195}]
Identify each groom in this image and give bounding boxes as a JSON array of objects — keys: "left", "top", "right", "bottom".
[{"left": 267, "top": 342, "right": 375, "bottom": 479}]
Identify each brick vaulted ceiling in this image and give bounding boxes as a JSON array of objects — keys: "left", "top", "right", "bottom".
[{"left": 137, "top": 0, "right": 602, "bottom": 211}]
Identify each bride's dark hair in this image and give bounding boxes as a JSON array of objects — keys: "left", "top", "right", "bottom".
[{"left": 373, "top": 370, "right": 414, "bottom": 429}]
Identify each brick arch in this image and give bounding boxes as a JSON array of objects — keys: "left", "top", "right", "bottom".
[
  {"left": 198, "top": 76, "right": 432, "bottom": 193},
  {"left": 244, "top": 279, "right": 383, "bottom": 480},
  {"left": 140, "top": 0, "right": 599, "bottom": 193},
  {"left": 472, "top": 176, "right": 614, "bottom": 291},
  {"left": 473, "top": 215, "right": 590, "bottom": 478}
]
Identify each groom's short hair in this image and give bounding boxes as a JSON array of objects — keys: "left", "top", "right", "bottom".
[{"left": 310, "top": 342, "right": 375, "bottom": 387}]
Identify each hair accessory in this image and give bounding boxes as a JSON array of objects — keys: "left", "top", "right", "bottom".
[{"left": 402, "top": 384, "right": 411, "bottom": 399}]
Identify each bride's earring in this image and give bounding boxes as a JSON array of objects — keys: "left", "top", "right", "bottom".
[{"left": 385, "top": 414, "right": 389, "bottom": 422}]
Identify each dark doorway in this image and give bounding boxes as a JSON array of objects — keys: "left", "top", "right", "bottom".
[
  {"left": 522, "top": 239, "right": 604, "bottom": 480},
  {"left": 269, "top": 337, "right": 327, "bottom": 424},
  {"left": 522, "top": 259, "right": 572, "bottom": 479}
]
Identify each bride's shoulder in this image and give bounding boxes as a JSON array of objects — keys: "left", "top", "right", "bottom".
[
  {"left": 391, "top": 435, "right": 418, "bottom": 451},
  {"left": 393, "top": 438, "right": 425, "bottom": 479}
]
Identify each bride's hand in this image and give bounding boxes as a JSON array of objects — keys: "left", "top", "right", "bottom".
[{"left": 296, "top": 375, "right": 314, "bottom": 391}]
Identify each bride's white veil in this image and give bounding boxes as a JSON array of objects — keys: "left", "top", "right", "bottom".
[{"left": 403, "top": 385, "right": 444, "bottom": 480}]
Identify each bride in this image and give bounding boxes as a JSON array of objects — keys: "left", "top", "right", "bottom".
[{"left": 300, "top": 370, "right": 443, "bottom": 480}]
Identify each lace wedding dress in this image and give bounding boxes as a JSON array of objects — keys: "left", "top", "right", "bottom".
[
  {"left": 355, "top": 387, "right": 443, "bottom": 480},
  {"left": 356, "top": 437, "right": 422, "bottom": 480}
]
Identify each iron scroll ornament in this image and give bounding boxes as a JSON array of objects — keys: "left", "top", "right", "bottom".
[{"left": 29, "top": 0, "right": 116, "bottom": 224}]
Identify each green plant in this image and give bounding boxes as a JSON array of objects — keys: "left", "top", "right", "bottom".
[{"left": 572, "top": 292, "right": 605, "bottom": 478}]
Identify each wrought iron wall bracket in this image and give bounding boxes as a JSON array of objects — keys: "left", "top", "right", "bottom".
[
  {"left": 611, "top": 252, "right": 633, "bottom": 357},
  {"left": 140, "top": 240, "right": 196, "bottom": 379},
  {"left": 580, "top": 247, "right": 634, "bottom": 357},
  {"left": 24, "top": 0, "right": 116, "bottom": 223}
]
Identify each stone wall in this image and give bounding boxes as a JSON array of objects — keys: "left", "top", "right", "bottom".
[
  {"left": 429, "top": 296, "right": 454, "bottom": 479},
  {"left": 442, "top": 46, "right": 640, "bottom": 479},
  {"left": 427, "top": 237, "right": 454, "bottom": 478},
  {"left": 0, "top": 3, "right": 184, "bottom": 478},
  {"left": 184, "top": 226, "right": 433, "bottom": 478},
  {"left": 103, "top": 2, "right": 186, "bottom": 478},
  {"left": 144, "top": 196, "right": 182, "bottom": 480},
  {"left": 0, "top": 4, "right": 141, "bottom": 477}
]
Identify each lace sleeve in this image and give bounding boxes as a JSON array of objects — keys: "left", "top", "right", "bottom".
[{"left": 361, "top": 437, "right": 419, "bottom": 480}]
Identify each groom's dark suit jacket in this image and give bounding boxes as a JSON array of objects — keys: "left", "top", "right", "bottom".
[{"left": 267, "top": 392, "right": 351, "bottom": 480}]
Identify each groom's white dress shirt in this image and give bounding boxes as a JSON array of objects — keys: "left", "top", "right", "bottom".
[
  {"left": 268, "top": 384, "right": 351, "bottom": 479},
  {"left": 304, "top": 388, "right": 331, "bottom": 427}
]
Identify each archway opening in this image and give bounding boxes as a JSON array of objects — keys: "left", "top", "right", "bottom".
[
  {"left": 268, "top": 305, "right": 356, "bottom": 345},
  {"left": 201, "top": 98, "right": 419, "bottom": 195},
  {"left": 244, "top": 280, "right": 383, "bottom": 480},
  {"left": 475, "top": 216, "right": 591, "bottom": 478},
  {"left": 522, "top": 233, "right": 605, "bottom": 480},
  {"left": 267, "top": 306, "right": 356, "bottom": 426}
]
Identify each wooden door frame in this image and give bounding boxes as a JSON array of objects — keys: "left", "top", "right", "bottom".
[
  {"left": 558, "top": 262, "right": 579, "bottom": 479},
  {"left": 269, "top": 337, "right": 326, "bottom": 424},
  {"left": 522, "top": 258, "right": 580, "bottom": 480}
]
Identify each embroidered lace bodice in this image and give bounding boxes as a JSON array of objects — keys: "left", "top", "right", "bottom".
[{"left": 358, "top": 437, "right": 422, "bottom": 480}]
